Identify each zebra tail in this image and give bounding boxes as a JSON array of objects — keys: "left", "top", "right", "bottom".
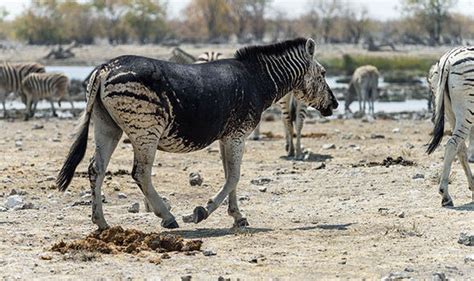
[
  {"left": 426, "top": 62, "right": 449, "bottom": 155},
  {"left": 56, "top": 67, "right": 103, "bottom": 191}
]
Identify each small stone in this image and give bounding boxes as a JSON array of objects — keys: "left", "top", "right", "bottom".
[
  {"left": 314, "top": 162, "right": 326, "bottom": 170},
  {"left": 258, "top": 186, "right": 267, "bottom": 192},
  {"left": 128, "top": 202, "right": 140, "bottom": 213},
  {"left": 412, "top": 173, "right": 425, "bottom": 180},
  {"left": 464, "top": 254, "right": 474, "bottom": 263},
  {"left": 21, "top": 202, "right": 35, "bottom": 210},
  {"left": 181, "top": 276, "right": 192, "bottom": 281},
  {"left": 52, "top": 138, "right": 61, "bottom": 142},
  {"left": 32, "top": 124, "right": 44, "bottom": 130},
  {"left": 322, "top": 143, "right": 336, "bottom": 150},
  {"left": 5, "top": 195, "right": 23, "bottom": 209},
  {"left": 15, "top": 141, "right": 22, "bottom": 147},
  {"left": 45, "top": 176, "right": 55, "bottom": 181},
  {"left": 202, "top": 249, "right": 216, "bottom": 256},
  {"left": 404, "top": 267, "right": 414, "bottom": 272},
  {"left": 397, "top": 211, "right": 405, "bottom": 218},
  {"left": 405, "top": 143, "right": 415, "bottom": 149},
  {"left": 458, "top": 233, "right": 474, "bottom": 246},
  {"left": 381, "top": 272, "right": 410, "bottom": 281},
  {"left": 9, "top": 189, "right": 17, "bottom": 196},
  {"left": 39, "top": 253, "right": 52, "bottom": 260},
  {"left": 432, "top": 272, "right": 447, "bottom": 281},
  {"left": 250, "top": 177, "right": 272, "bottom": 186},
  {"left": 117, "top": 193, "right": 127, "bottom": 199},
  {"left": 392, "top": 128, "right": 400, "bottom": 133},
  {"left": 189, "top": 172, "right": 203, "bottom": 186},
  {"left": 217, "top": 276, "right": 230, "bottom": 281},
  {"left": 161, "top": 253, "right": 171, "bottom": 259},
  {"left": 0, "top": 206, "right": 7, "bottom": 212},
  {"left": 370, "top": 134, "right": 385, "bottom": 139}
]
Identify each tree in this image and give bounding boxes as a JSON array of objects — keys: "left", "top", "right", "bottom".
[
  {"left": 343, "top": 4, "right": 369, "bottom": 44},
  {"left": 246, "top": 0, "right": 272, "bottom": 41},
  {"left": 402, "top": 0, "right": 458, "bottom": 45},
  {"left": 309, "top": 0, "right": 342, "bottom": 43},
  {"left": 183, "top": 0, "right": 233, "bottom": 41}
]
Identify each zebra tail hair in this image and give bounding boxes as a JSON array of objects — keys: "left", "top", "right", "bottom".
[
  {"left": 56, "top": 67, "right": 103, "bottom": 191},
  {"left": 426, "top": 62, "right": 449, "bottom": 155}
]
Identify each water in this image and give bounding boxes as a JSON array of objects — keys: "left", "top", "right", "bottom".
[{"left": 4, "top": 66, "right": 429, "bottom": 113}]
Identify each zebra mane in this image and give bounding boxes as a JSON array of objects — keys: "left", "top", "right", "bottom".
[{"left": 234, "top": 38, "right": 307, "bottom": 62}]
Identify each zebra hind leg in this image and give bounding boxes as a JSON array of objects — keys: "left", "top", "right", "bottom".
[
  {"left": 88, "top": 105, "right": 123, "bottom": 230},
  {"left": 457, "top": 142, "right": 474, "bottom": 197}
]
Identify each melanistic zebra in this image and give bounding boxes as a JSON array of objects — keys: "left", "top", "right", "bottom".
[
  {"left": 427, "top": 46, "right": 474, "bottom": 207},
  {"left": 22, "top": 72, "right": 72, "bottom": 120},
  {"left": 0, "top": 62, "right": 45, "bottom": 117},
  {"left": 56, "top": 38, "right": 338, "bottom": 230}
]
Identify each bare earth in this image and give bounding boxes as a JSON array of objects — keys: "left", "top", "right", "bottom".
[{"left": 0, "top": 116, "right": 473, "bottom": 279}]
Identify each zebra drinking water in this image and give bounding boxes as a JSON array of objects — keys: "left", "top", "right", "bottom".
[
  {"left": 345, "top": 65, "right": 379, "bottom": 115},
  {"left": 0, "top": 62, "right": 45, "bottom": 117},
  {"left": 427, "top": 46, "right": 474, "bottom": 207},
  {"left": 22, "top": 72, "right": 73, "bottom": 120},
  {"left": 56, "top": 38, "right": 338, "bottom": 230}
]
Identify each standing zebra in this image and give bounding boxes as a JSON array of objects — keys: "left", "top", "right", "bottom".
[
  {"left": 56, "top": 38, "right": 338, "bottom": 230},
  {"left": 427, "top": 46, "right": 474, "bottom": 207},
  {"left": 168, "top": 47, "right": 196, "bottom": 64},
  {"left": 0, "top": 62, "right": 45, "bottom": 117},
  {"left": 22, "top": 72, "right": 72, "bottom": 120},
  {"left": 345, "top": 65, "right": 379, "bottom": 115},
  {"left": 195, "top": 51, "right": 222, "bottom": 63}
]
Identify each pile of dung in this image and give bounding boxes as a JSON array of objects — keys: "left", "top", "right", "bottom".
[
  {"left": 51, "top": 226, "right": 202, "bottom": 255},
  {"left": 352, "top": 156, "right": 415, "bottom": 168}
]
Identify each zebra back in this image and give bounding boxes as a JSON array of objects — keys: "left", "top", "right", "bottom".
[
  {"left": 195, "top": 51, "right": 223, "bottom": 64},
  {"left": 0, "top": 62, "right": 45, "bottom": 94},
  {"left": 169, "top": 47, "right": 196, "bottom": 64},
  {"left": 22, "top": 72, "right": 69, "bottom": 100}
]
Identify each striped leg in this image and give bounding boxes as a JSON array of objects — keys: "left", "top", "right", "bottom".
[
  {"left": 468, "top": 127, "right": 474, "bottom": 163},
  {"left": 49, "top": 97, "right": 57, "bottom": 117},
  {"left": 88, "top": 106, "right": 123, "bottom": 230},
  {"left": 183, "top": 137, "right": 245, "bottom": 225},
  {"left": 294, "top": 101, "right": 307, "bottom": 160},
  {"left": 281, "top": 95, "right": 295, "bottom": 157},
  {"left": 457, "top": 142, "right": 474, "bottom": 193}
]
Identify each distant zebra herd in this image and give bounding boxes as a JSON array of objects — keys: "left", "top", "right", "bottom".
[{"left": 0, "top": 62, "right": 73, "bottom": 119}]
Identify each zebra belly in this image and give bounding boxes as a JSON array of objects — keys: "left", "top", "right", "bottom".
[{"left": 157, "top": 130, "right": 219, "bottom": 153}]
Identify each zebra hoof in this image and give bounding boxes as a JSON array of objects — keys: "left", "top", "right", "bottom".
[
  {"left": 161, "top": 218, "right": 179, "bottom": 229},
  {"left": 441, "top": 197, "right": 454, "bottom": 207},
  {"left": 193, "top": 206, "right": 208, "bottom": 223},
  {"left": 233, "top": 218, "right": 249, "bottom": 228}
]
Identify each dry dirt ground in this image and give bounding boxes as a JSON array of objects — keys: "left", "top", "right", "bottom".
[{"left": 0, "top": 116, "right": 473, "bottom": 279}]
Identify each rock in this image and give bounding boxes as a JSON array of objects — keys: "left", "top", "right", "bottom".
[
  {"left": 397, "top": 211, "right": 405, "bottom": 218},
  {"left": 21, "top": 202, "right": 35, "bottom": 210},
  {"left": 218, "top": 276, "right": 230, "bottom": 281},
  {"left": 412, "top": 173, "right": 425, "bottom": 180},
  {"left": 0, "top": 206, "right": 7, "bottom": 212},
  {"left": 189, "top": 172, "right": 203, "bottom": 186},
  {"left": 322, "top": 143, "right": 336, "bottom": 150},
  {"left": 9, "top": 189, "right": 17, "bottom": 196},
  {"left": 15, "top": 141, "right": 22, "bottom": 147},
  {"left": 458, "top": 233, "right": 474, "bottom": 246},
  {"left": 117, "top": 193, "right": 127, "bottom": 199},
  {"left": 405, "top": 143, "right": 415, "bottom": 149},
  {"left": 404, "top": 267, "right": 414, "bottom": 272},
  {"left": 381, "top": 272, "right": 410, "bottom": 281},
  {"left": 202, "top": 249, "right": 216, "bottom": 256},
  {"left": 250, "top": 177, "right": 272, "bottom": 186},
  {"left": 128, "top": 202, "right": 140, "bottom": 213},
  {"left": 32, "top": 124, "right": 44, "bottom": 130},
  {"left": 392, "top": 128, "right": 400, "bottom": 133},
  {"left": 5, "top": 195, "right": 23, "bottom": 209},
  {"left": 45, "top": 176, "right": 55, "bottom": 181},
  {"left": 258, "top": 186, "right": 267, "bottom": 192},
  {"left": 181, "top": 276, "right": 192, "bottom": 281},
  {"left": 432, "top": 272, "right": 447, "bottom": 281},
  {"left": 370, "top": 134, "right": 385, "bottom": 139},
  {"left": 39, "top": 253, "right": 52, "bottom": 260},
  {"left": 464, "top": 254, "right": 474, "bottom": 263},
  {"left": 314, "top": 162, "right": 326, "bottom": 170}
]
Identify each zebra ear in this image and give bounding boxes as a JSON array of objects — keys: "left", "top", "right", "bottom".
[{"left": 305, "top": 38, "right": 316, "bottom": 57}]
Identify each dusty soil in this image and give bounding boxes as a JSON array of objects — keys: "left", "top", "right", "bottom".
[{"left": 0, "top": 116, "right": 473, "bottom": 279}]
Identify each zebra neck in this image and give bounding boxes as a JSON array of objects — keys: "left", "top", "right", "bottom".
[{"left": 256, "top": 50, "right": 307, "bottom": 106}]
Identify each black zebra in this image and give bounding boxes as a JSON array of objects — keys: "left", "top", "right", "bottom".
[
  {"left": 22, "top": 72, "right": 72, "bottom": 120},
  {"left": 0, "top": 62, "right": 45, "bottom": 117},
  {"left": 56, "top": 38, "right": 338, "bottom": 230}
]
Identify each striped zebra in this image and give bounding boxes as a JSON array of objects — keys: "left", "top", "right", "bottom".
[
  {"left": 427, "top": 46, "right": 474, "bottom": 207},
  {"left": 0, "top": 62, "right": 45, "bottom": 117},
  {"left": 345, "top": 65, "right": 379, "bottom": 115},
  {"left": 56, "top": 38, "right": 338, "bottom": 230},
  {"left": 22, "top": 72, "right": 72, "bottom": 120},
  {"left": 195, "top": 51, "right": 222, "bottom": 63},
  {"left": 168, "top": 47, "right": 196, "bottom": 64}
]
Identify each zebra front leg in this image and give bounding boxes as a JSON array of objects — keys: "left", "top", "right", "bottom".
[
  {"left": 24, "top": 96, "right": 33, "bottom": 121},
  {"left": 183, "top": 137, "right": 245, "bottom": 225},
  {"left": 282, "top": 114, "right": 295, "bottom": 157},
  {"left": 0, "top": 92, "right": 7, "bottom": 118},
  {"left": 131, "top": 141, "right": 178, "bottom": 229},
  {"left": 49, "top": 98, "right": 58, "bottom": 117},
  {"left": 294, "top": 102, "right": 306, "bottom": 160},
  {"left": 218, "top": 141, "right": 248, "bottom": 227}
]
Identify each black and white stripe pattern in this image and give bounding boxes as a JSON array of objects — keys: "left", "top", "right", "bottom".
[
  {"left": 427, "top": 46, "right": 474, "bottom": 207},
  {"left": 0, "top": 62, "right": 45, "bottom": 117},
  {"left": 22, "top": 72, "right": 71, "bottom": 120},
  {"left": 195, "top": 51, "right": 222, "bottom": 64}
]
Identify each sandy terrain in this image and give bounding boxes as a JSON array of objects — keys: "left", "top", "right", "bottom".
[{"left": 0, "top": 114, "right": 473, "bottom": 280}]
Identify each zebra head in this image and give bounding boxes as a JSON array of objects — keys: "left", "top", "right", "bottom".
[{"left": 295, "top": 39, "right": 338, "bottom": 116}]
